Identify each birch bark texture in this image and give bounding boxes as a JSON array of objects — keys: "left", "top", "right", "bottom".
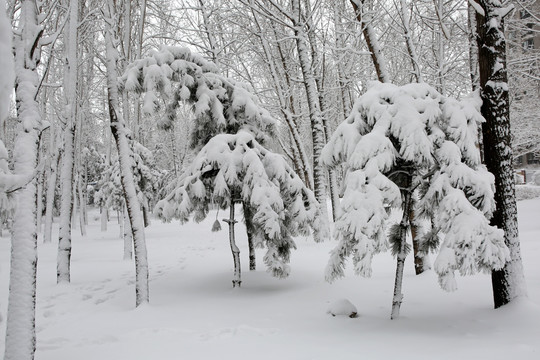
[
  {"left": 57, "top": 0, "right": 79, "bottom": 283},
  {"left": 103, "top": 0, "right": 149, "bottom": 306},
  {"left": 4, "top": 0, "right": 43, "bottom": 358}
]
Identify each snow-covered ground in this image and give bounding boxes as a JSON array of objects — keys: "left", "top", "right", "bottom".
[{"left": 1, "top": 198, "right": 539, "bottom": 360}]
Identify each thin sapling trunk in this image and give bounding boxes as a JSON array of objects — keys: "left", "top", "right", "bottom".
[{"left": 224, "top": 199, "right": 241, "bottom": 287}]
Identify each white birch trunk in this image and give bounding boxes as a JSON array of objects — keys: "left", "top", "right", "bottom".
[
  {"left": 104, "top": 1, "right": 149, "bottom": 305},
  {"left": 350, "top": 0, "right": 390, "bottom": 83},
  {"left": 251, "top": 12, "right": 312, "bottom": 190},
  {"left": 36, "top": 167, "right": 43, "bottom": 232},
  {"left": 77, "top": 173, "right": 86, "bottom": 236},
  {"left": 123, "top": 203, "right": 133, "bottom": 260},
  {"left": 4, "top": 1, "right": 42, "bottom": 358},
  {"left": 303, "top": 0, "right": 339, "bottom": 222},
  {"left": 292, "top": 0, "right": 329, "bottom": 236},
  {"left": 100, "top": 206, "right": 108, "bottom": 232},
  {"left": 399, "top": 0, "right": 423, "bottom": 83},
  {"left": 391, "top": 184, "right": 413, "bottom": 320},
  {"left": 225, "top": 202, "right": 241, "bottom": 287},
  {"left": 57, "top": 0, "right": 79, "bottom": 283},
  {"left": 43, "top": 133, "right": 60, "bottom": 244}
]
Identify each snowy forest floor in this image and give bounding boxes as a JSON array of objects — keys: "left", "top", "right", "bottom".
[{"left": 1, "top": 196, "right": 540, "bottom": 360}]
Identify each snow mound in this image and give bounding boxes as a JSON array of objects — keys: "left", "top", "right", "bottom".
[{"left": 327, "top": 299, "right": 358, "bottom": 318}]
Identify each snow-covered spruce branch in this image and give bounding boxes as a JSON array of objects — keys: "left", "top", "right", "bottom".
[
  {"left": 155, "top": 130, "right": 321, "bottom": 281},
  {"left": 120, "top": 45, "right": 276, "bottom": 151},
  {"left": 322, "top": 82, "right": 509, "bottom": 316}
]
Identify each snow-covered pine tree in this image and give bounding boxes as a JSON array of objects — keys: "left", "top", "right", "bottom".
[
  {"left": 323, "top": 82, "right": 510, "bottom": 319},
  {"left": 95, "top": 138, "right": 160, "bottom": 259},
  {"left": 155, "top": 130, "right": 320, "bottom": 286},
  {"left": 121, "top": 45, "right": 329, "bottom": 248},
  {"left": 120, "top": 46, "right": 275, "bottom": 151}
]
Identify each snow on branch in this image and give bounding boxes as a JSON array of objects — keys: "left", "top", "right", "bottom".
[
  {"left": 155, "top": 130, "right": 321, "bottom": 278},
  {"left": 121, "top": 46, "right": 276, "bottom": 151},
  {"left": 323, "top": 82, "right": 509, "bottom": 290}
]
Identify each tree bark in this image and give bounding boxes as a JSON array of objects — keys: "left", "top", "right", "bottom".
[
  {"left": 391, "top": 171, "right": 413, "bottom": 320},
  {"left": 104, "top": 0, "right": 149, "bottom": 306},
  {"left": 100, "top": 205, "right": 108, "bottom": 232},
  {"left": 225, "top": 201, "right": 241, "bottom": 287},
  {"left": 399, "top": 0, "right": 423, "bottom": 83},
  {"left": 57, "top": 0, "right": 79, "bottom": 283},
  {"left": 292, "top": 0, "right": 329, "bottom": 235},
  {"left": 4, "top": 1, "right": 42, "bottom": 358},
  {"left": 123, "top": 203, "right": 133, "bottom": 260},
  {"left": 475, "top": 0, "right": 527, "bottom": 308},
  {"left": 350, "top": 0, "right": 390, "bottom": 83},
  {"left": 43, "top": 143, "right": 60, "bottom": 244},
  {"left": 242, "top": 201, "right": 256, "bottom": 271}
]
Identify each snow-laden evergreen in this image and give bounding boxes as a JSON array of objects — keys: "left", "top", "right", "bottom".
[
  {"left": 155, "top": 130, "right": 320, "bottom": 281},
  {"left": 95, "top": 139, "right": 161, "bottom": 214},
  {"left": 95, "top": 138, "right": 162, "bottom": 259},
  {"left": 323, "top": 82, "right": 510, "bottom": 316},
  {"left": 121, "top": 46, "right": 276, "bottom": 151}
]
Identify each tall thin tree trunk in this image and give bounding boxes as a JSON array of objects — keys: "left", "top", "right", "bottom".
[
  {"left": 350, "top": 0, "right": 390, "bottom": 83},
  {"left": 36, "top": 167, "right": 43, "bottom": 232},
  {"left": 104, "top": 1, "right": 149, "bottom": 305},
  {"left": 225, "top": 201, "right": 241, "bottom": 287},
  {"left": 292, "top": 0, "right": 329, "bottom": 236},
  {"left": 303, "top": 2, "right": 339, "bottom": 221},
  {"left": 475, "top": 0, "right": 527, "bottom": 308},
  {"left": 100, "top": 206, "right": 108, "bottom": 232},
  {"left": 57, "top": 0, "right": 79, "bottom": 283},
  {"left": 391, "top": 171, "right": 413, "bottom": 320},
  {"left": 44, "top": 138, "right": 60, "bottom": 244},
  {"left": 399, "top": 0, "right": 423, "bottom": 83},
  {"left": 252, "top": 12, "right": 312, "bottom": 189},
  {"left": 123, "top": 203, "right": 133, "bottom": 260},
  {"left": 468, "top": 3, "right": 480, "bottom": 91},
  {"left": 4, "top": 1, "right": 42, "bottom": 358},
  {"left": 243, "top": 201, "right": 256, "bottom": 271},
  {"left": 78, "top": 173, "right": 86, "bottom": 236}
]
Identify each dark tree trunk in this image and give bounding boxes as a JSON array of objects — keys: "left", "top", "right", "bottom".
[
  {"left": 475, "top": 0, "right": 527, "bottom": 308},
  {"left": 410, "top": 209, "right": 425, "bottom": 275},
  {"left": 242, "top": 202, "right": 256, "bottom": 271},
  {"left": 390, "top": 167, "right": 413, "bottom": 320},
  {"left": 350, "top": 0, "right": 390, "bottom": 83}
]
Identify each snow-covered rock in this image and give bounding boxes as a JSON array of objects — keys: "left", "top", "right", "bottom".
[{"left": 327, "top": 299, "right": 358, "bottom": 318}]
